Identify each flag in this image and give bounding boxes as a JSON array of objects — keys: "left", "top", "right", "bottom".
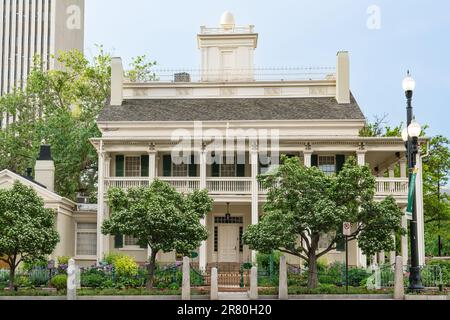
[{"left": 406, "top": 168, "right": 418, "bottom": 216}]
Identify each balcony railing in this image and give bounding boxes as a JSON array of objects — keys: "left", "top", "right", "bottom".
[
  {"left": 375, "top": 178, "right": 409, "bottom": 197},
  {"left": 207, "top": 178, "right": 252, "bottom": 195},
  {"left": 104, "top": 177, "right": 409, "bottom": 198}
]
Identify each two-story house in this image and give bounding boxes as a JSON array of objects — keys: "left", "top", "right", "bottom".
[{"left": 88, "top": 12, "right": 426, "bottom": 271}]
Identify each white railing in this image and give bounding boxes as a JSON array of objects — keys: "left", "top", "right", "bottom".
[
  {"left": 159, "top": 177, "right": 201, "bottom": 193},
  {"left": 104, "top": 177, "right": 409, "bottom": 198},
  {"left": 104, "top": 177, "right": 151, "bottom": 191},
  {"left": 375, "top": 178, "right": 409, "bottom": 196},
  {"left": 200, "top": 25, "right": 255, "bottom": 34},
  {"left": 206, "top": 178, "right": 252, "bottom": 195}
]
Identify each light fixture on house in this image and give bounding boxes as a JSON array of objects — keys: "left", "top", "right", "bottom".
[
  {"left": 408, "top": 119, "right": 422, "bottom": 138},
  {"left": 225, "top": 202, "right": 231, "bottom": 221}
]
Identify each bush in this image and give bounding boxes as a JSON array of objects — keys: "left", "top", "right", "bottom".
[
  {"left": 113, "top": 255, "right": 138, "bottom": 277},
  {"left": 57, "top": 256, "right": 70, "bottom": 265},
  {"left": 257, "top": 251, "right": 282, "bottom": 273},
  {"left": 29, "top": 268, "right": 51, "bottom": 287},
  {"left": 14, "top": 275, "right": 32, "bottom": 289},
  {"left": 81, "top": 268, "right": 108, "bottom": 288},
  {"left": 428, "top": 259, "right": 450, "bottom": 287},
  {"left": 50, "top": 275, "right": 67, "bottom": 291},
  {"left": 22, "top": 259, "right": 48, "bottom": 272},
  {"left": 103, "top": 253, "right": 126, "bottom": 266}
]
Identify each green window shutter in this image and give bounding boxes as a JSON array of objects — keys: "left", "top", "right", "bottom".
[
  {"left": 311, "top": 155, "right": 318, "bottom": 167},
  {"left": 115, "top": 155, "right": 124, "bottom": 177},
  {"left": 163, "top": 155, "right": 172, "bottom": 177},
  {"left": 189, "top": 154, "right": 197, "bottom": 177},
  {"left": 236, "top": 164, "right": 245, "bottom": 177},
  {"left": 141, "top": 155, "right": 149, "bottom": 177},
  {"left": 114, "top": 233, "right": 123, "bottom": 248},
  {"left": 336, "top": 155, "right": 346, "bottom": 174}
]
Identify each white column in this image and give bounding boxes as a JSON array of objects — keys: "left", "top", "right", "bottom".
[
  {"left": 390, "top": 234, "right": 397, "bottom": 265},
  {"left": 251, "top": 143, "right": 259, "bottom": 264},
  {"left": 304, "top": 151, "right": 313, "bottom": 168},
  {"left": 401, "top": 212, "right": 409, "bottom": 267},
  {"left": 415, "top": 153, "right": 425, "bottom": 266},
  {"left": 199, "top": 148, "right": 207, "bottom": 271},
  {"left": 147, "top": 145, "right": 157, "bottom": 260},
  {"left": 356, "top": 150, "right": 367, "bottom": 268},
  {"left": 379, "top": 251, "right": 386, "bottom": 265},
  {"left": 399, "top": 158, "right": 407, "bottom": 178},
  {"left": 389, "top": 164, "right": 396, "bottom": 193},
  {"left": 96, "top": 143, "right": 105, "bottom": 264}
]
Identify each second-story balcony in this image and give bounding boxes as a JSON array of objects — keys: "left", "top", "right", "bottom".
[{"left": 104, "top": 176, "right": 409, "bottom": 202}]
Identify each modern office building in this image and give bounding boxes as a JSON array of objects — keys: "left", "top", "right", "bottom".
[{"left": 0, "top": 0, "right": 84, "bottom": 125}]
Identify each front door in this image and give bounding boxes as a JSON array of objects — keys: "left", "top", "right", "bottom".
[{"left": 218, "top": 225, "right": 239, "bottom": 263}]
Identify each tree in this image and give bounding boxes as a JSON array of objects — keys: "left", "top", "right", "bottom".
[
  {"left": 0, "top": 47, "right": 158, "bottom": 200},
  {"left": 102, "top": 180, "right": 212, "bottom": 289},
  {"left": 125, "top": 55, "right": 158, "bottom": 82},
  {"left": 422, "top": 136, "right": 450, "bottom": 256},
  {"left": 0, "top": 182, "right": 59, "bottom": 290},
  {"left": 243, "top": 156, "right": 403, "bottom": 289}
]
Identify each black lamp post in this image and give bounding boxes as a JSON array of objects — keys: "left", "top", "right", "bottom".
[{"left": 401, "top": 71, "right": 424, "bottom": 291}]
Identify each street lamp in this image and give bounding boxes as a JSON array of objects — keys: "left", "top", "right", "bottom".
[{"left": 402, "top": 71, "right": 424, "bottom": 291}]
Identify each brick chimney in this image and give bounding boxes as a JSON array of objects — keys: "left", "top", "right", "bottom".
[{"left": 34, "top": 145, "right": 55, "bottom": 192}]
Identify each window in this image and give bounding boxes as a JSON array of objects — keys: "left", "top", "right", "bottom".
[
  {"left": 125, "top": 156, "right": 141, "bottom": 177},
  {"left": 124, "top": 235, "right": 140, "bottom": 247},
  {"left": 173, "top": 163, "right": 188, "bottom": 177},
  {"left": 318, "top": 156, "right": 336, "bottom": 176},
  {"left": 220, "top": 156, "right": 236, "bottom": 177},
  {"left": 214, "top": 216, "right": 244, "bottom": 224},
  {"left": 214, "top": 227, "right": 219, "bottom": 252},
  {"left": 76, "top": 223, "right": 97, "bottom": 257}
]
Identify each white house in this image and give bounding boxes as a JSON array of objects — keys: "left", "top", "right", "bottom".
[{"left": 87, "top": 12, "right": 427, "bottom": 271}]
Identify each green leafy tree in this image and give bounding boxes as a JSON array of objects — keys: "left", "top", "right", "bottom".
[
  {"left": 125, "top": 55, "right": 158, "bottom": 82},
  {"left": 0, "top": 47, "right": 158, "bottom": 200},
  {"left": 243, "top": 156, "right": 403, "bottom": 289},
  {"left": 422, "top": 136, "right": 450, "bottom": 256},
  {"left": 0, "top": 182, "right": 59, "bottom": 290},
  {"left": 102, "top": 180, "right": 212, "bottom": 289}
]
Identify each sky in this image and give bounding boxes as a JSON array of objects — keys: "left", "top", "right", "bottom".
[{"left": 85, "top": 0, "right": 450, "bottom": 138}]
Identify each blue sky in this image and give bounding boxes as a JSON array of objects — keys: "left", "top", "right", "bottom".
[{"left": 85, "top": 0, "right": 450, "bottom": 138}]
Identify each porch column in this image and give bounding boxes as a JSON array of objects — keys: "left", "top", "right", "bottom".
[
  {"left": 199, "top": 148, "right": 207, "bottom": 271},
  {"left": 96, "top": 142, "right": 105, "bottom": 264},
  {"left": 390, "top": 234, "right": 397, "bottom": 265},
  {"left": 147, "top": 144, "right": 157, "bottom": 260},
  {"left": 389, "top": 164, "right": 396, "bottom": 192},
  {"left": 304, "top": 151, "right": 313, "bottom": 168},
  {"left": 379, "top": 251, "right": 386, "bottom": 265},
  {"left": 401, "top": 212, "right": 409, "bottom": 267},
  {"left": 399, "top": 158, "right": 407, "bottom": 178},
  {"left": 415, "top": 152, "right": 425, "bottom": 266},
  {"left": 251, "top": 143, "right": 259, "bottom": 264},
  {"left": 356, "top": 149, "right": 367, "bottom": 268}
]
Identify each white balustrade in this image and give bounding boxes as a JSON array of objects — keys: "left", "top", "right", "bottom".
[
  {"left": 104, "top": 177, "right": 409, "bottom": 198},
  {"left": 375, "top": 178, "right": 409, "bottom": 196},
  {"left": 159, "top": 177, "right": 201, "bottom": 193},
  {"left": 104, "top": 177, "right": 150, "bottom": 191},
  {"left": 206, "top": 178, "right": 252, "bottom": 194}
]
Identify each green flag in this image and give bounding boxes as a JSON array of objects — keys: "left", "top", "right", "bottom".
[{"left": 406, "top": 168, "right": 418, "bottom": 216}]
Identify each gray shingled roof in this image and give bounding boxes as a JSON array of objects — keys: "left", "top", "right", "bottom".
[{"left": 98, "top": 95, "right": 365, "bottom": 122}]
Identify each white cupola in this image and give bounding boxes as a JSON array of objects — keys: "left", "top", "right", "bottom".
[{"left": 198, "top": 12, "right": 258, "bottom": 82}]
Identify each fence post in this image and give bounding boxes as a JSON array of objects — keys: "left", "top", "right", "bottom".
[
  {"left": 210, "top": 267, "right": 219, "bottom": 300},
  {"left": 182, "top": 257, "right": 191, "bottom": 301},
  {"left": 249, "top": 266, "right": 258, "bottom": 300},
  {"left": 394, "top": 256, "right": 405, "bottom": 300},
  {"left": 278, "top": 256, "right": 288, "bottom": 300},
  {"left": 67, "top": 259, "right": 77, "bottom": 301}
]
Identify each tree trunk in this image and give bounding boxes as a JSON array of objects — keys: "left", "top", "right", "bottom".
[
  {"left": 307, "top": 254, "right": 319, "bottom": 289},
  {"left": 8, "top": 266, "right": 15, "bottom": 291},
  {"left": 146, "top": 250, "right": 158, "bottom": 290}
]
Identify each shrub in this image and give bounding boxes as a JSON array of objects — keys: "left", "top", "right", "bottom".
[
  {"left": 81, "top": 268, "right": 108, "bottom": 288},
  {"left": 22, "top": 259, "right": 48, "bottom": 272},
  {"left": 57, "top": 256, "right": 70, "bottom": 266},
  {"left": 14, "top": 275, "right": 32, "bottom": 289},
  {"left": 29, "top": 268, "right": 51, "bottom": 287},
  {"left": 257, "top": 251, "right": 282, "bottom": 273},
  {"left": 50, "top": 274, "right": 67, "bottom": 291},
  {"left": 113, "top": 255, "right": 138, "bottom": 277},
  {"left": 103, "top": 253, "right": 126, "bottom": 266}
]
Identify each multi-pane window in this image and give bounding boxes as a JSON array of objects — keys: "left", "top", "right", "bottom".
[
  {"left": 214, "top": 227, "right": 219, "bottom": 252},
  {"left": 318, "top": 156, "right": 336, "bottom": 176},
  {"left": 173, "top": 163, "right": 188, "bottom": 177},
  {"left": 76, "top": 223, "right": 97, "bottom": 257},
  {"left": 214, "top": 217, "right": 244, "bottom": 224},
  {"left": 220, "top": 156, "right": 236, "bottom": 177},
  {"left": 124, "top": 235, "right": 140, "bottom": 247},
  {"left": 125, "top": 156, "right": 141, "bottom": 177}
]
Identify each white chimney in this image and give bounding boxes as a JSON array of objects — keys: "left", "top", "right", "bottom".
[
  {"left": 336, "top": 51, "right": 350, "bottom": 104},
  {"left": 34, "top": 145, "right": 55, "bottom": 192},
  {"left": 111, "top": 57, "right": 123, "bottom": 106}
]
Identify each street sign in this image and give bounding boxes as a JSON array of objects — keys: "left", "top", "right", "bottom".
[{"left": 343, "top": 222, "right": 352, "bottom": 236}]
